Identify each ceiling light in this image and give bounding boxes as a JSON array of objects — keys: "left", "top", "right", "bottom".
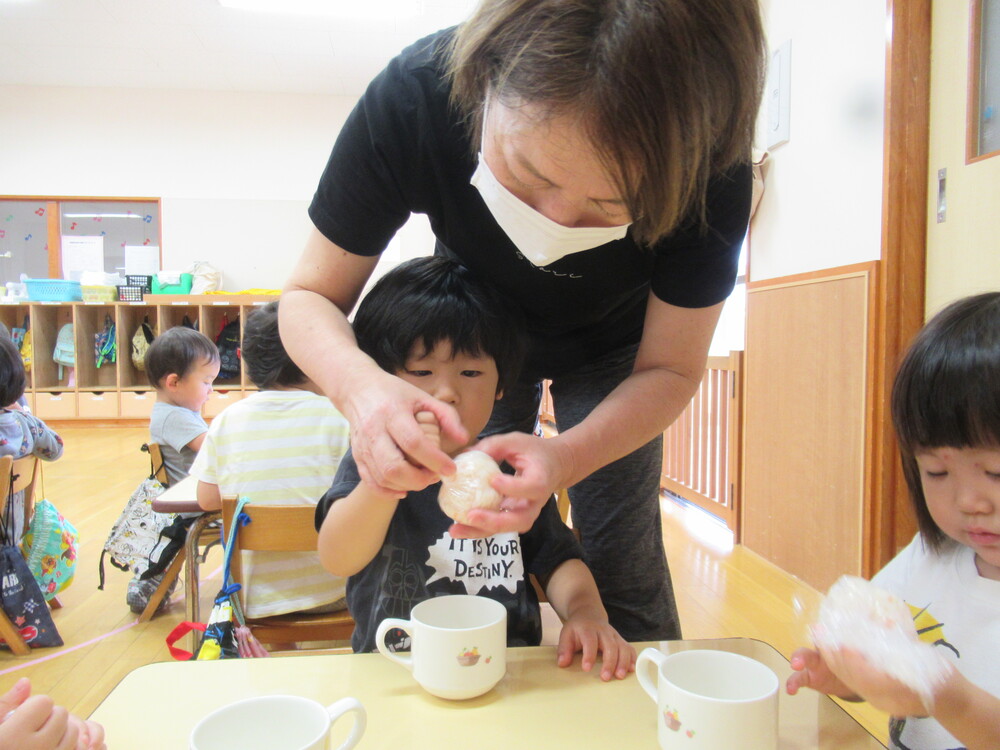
[{"left": 218, "top": 0, "right": 425, "bottom": 19}]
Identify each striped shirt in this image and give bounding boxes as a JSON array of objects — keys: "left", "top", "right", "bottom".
[{"left": 189, "top": 390, "right": 351, "bottom": 617}]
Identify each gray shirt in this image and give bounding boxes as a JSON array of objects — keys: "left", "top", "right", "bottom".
[{"left": 149, "top": 401, "right": 207, "bottom": 485}]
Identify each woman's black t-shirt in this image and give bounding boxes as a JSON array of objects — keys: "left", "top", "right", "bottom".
[{"left": 309, "top": 29, "right": 751, "bottom": 379}]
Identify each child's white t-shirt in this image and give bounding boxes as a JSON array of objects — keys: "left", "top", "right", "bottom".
[{"left": 873, "top": 534, "right": 1000, "bottom": 749}]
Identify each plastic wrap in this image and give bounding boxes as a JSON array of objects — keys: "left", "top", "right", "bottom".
[
  {"left": 438, "top": 451, "right": 503, "bottom": 524},
  {"left": 813, "top": 575, "right": 950, "bottom": 709}
]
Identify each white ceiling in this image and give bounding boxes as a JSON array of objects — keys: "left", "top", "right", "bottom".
[{"left": 0, "top": 0, "right": 477, "bottom": 97}]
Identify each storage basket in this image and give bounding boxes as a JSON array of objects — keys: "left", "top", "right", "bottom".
[
  {"left": 125, "top": 275, "right": 153, "bottom": 293},
  {"left": 25, "top": 279, "right": 83, "bottom": 302},
  {"left": 82, "top": 285, "right": 117, "bottom": 303},
  {"left": 117, "top": 285, "right": 146, "bottom": 302}
]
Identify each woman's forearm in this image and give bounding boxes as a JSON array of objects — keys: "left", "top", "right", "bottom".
[
  {"left": 278, "top": 288, "right": 384, "bottom": 417},
  {"left": 553, "top": 363, "right": 703, "bottom": 488}
]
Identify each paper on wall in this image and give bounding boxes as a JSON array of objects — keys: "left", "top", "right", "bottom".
[
  {"left": 62, "top": 235, "right": 105, "bottom": 279},
  {"left": 125, "top": 245, "right": 160, "bottom": 276}
]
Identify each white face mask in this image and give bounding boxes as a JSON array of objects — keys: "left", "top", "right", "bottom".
[{"left": 470, "top": 153, "right": 631, "bottom": 267}]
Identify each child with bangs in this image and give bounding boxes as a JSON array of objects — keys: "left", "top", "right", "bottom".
[{"left": 787, "top": 292, "right": 1000, "bottom": 750}]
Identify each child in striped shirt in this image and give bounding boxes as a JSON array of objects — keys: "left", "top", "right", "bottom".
[{"left": 190, "top": 301, "right": 351, "bottom": 619}]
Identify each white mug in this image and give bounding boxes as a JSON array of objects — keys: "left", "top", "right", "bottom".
[
  {"left": 189, "top": 695, "right": 366, "bottom": 750},
  {"left": 375, "top": 594, "right": 507, "bottom": 700},
  {"left": 636, "top": 648, "right": 779, "bottom": 750}
]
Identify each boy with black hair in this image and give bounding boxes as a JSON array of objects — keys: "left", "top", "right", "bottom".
[
  {"left": 316, "top": 257, "right": 635, "bottom": 680},
  {"left": 190, "top": 301, "right": 351, "bottom": 619},
  {"left": 146, "top": 326, "right": 220, "bottom": 486}
]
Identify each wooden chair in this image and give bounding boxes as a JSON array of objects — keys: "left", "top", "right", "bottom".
[
  {"left": 221, "top": 497, "right": 354, "bottom": 647},
  {"left": 137, "top": 444, "right": 221, "bottom": 623}
]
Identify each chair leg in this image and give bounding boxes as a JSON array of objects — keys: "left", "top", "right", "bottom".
[
  {"left": 137, "top": 550, "right": 185, "bottom": 623},
  {"left": 0, "top": 609, "right": 31, "bottom": 656},
  {"left": 48, "top": 596, "right": 62, "bottom": 610}
]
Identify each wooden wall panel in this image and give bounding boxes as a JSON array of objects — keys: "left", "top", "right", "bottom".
[{"left": 743, "top": 265, "right": 876, "bottom": 592}]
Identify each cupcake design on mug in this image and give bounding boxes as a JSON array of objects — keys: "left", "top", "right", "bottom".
[
  {"left": 663, "top": 707, "right": 682, "bottom": 732},
  {"left": 456, "top": 647, "right": 481, "bottom": 666}
]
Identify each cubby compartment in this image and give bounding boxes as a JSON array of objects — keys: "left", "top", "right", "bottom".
[
  {"left": 201, "top": 304, "right": 242, "bottom": 388},
  {"left": 29, "top": 303, "right": 75, "bottom": 391},
  {"left": 117, "top": 304, "right": 158, "bottom": 390},
  {"left": 158, "top": 303, "right": 200, "bottom": 332},
  {"left": 120, "top": 391, "right": 156, "bottom": 419},
  {"left": 78, "top": 391, "right": 119, "bottom": 419},
  {"left": 75, "top": 305, "right": 119, "bottom": 392},
  {"left": 34, "top": 391, "right": 77, "bottom": 419}
]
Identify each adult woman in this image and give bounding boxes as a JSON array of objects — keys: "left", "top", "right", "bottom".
[{"left": 282, "top": 0, "right": 765, "bottom": 640}]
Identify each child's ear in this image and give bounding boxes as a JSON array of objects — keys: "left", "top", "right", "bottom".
[
  {"left": 163, "top": 373, "right": 180, "bottom": 390},
  {"left": 495, "top": 388, "right": 504, "bottom": 401}
]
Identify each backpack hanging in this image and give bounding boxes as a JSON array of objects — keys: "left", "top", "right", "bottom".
[
  {"left": 215, "top": 316, "right": 241, "bottom": 380},
  {"left": 95, "top": 314, "right": 116, "bottom": 368},
  {"left": 52, "top": 324, "right": 75, "bottom": 380},
  {"left": 17, "top": 316, "right": 32, "bottom": 374},
  {"left": 98, "top": 444, "right": 174, "bottom": 589},
  {"left": 131, "top": 317, "right": 155, "bottom": 371}
]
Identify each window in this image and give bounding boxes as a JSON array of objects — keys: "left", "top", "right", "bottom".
[{"left": 969, "top": 0, "right": 1000, "bottom": 161}]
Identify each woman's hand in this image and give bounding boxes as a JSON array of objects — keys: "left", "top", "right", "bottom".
[
  {"left": 448, "top": 431, "right": 572, "bottom": 538},
  {"left": 345, "top": 370, "right": 466, "bottom": 496}
]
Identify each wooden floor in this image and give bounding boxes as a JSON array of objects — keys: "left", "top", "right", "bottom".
[{"left": 0, "top": 426, "right": 888, "bottom": 745}]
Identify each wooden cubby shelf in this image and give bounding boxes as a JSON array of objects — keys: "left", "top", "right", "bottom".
[{"left": 0, "top": 295, "right": 275, "bottom": 421}]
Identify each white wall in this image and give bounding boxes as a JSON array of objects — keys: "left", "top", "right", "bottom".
[
  {"left": 0, "top": 84, "right": 435, "bottom": 290},
  {"left": 749, "top": 0, "right": 887, "bottom": 281}
]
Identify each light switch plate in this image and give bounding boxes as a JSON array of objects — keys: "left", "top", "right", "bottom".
[{"left": 766, "top": 40, "right": 791, "bottom": 149}]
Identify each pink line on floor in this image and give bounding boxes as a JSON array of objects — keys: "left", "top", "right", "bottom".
[
  {"left": 0, "top": 619, "right": 140, "bottom": 676},
  {"left": 0, "top": 564, "right": 226, "bottom": 675}
]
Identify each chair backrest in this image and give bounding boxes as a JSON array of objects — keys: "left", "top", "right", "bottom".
[
  {"left": 12, "top": 456, "right": 39, "bottom": 531},
  {"left": 220, "top": 496, "right": 323, "bottom": 608},
  {"left": 220, "top": 496, "right": 354, "bottom": 647},
  {"left": 144, "top": 443, "right": 169, "bottom": 485}
]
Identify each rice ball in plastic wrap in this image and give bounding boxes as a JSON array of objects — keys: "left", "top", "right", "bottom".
[
  {"left": 438, "top": 450, "right": 503, "bottom": 524},
  {"left": 814, "top": 575, "right": 950, "bottom": 708}
]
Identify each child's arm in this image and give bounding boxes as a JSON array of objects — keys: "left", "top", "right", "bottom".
[
  {"left": 186, "top": 431, "right": 207, "bottom": 453},
  {"left": 816, "top": 645, "right": 1000, "bottom": 750},
  {"left": 318, "top": 416, "right": 433, "bottom": 577},
  {"left": 542, "top": 559, "right": 636, "bottom": 681},
  {"left": 196, "top": 480, "right": 222, "bottom": 511},
  {"left": 317, "top": 483, "right": 402, "bottom": 577},
  {"left": 786, "top": 646, "right": 861, "bottom": 700},
  {"left": 0, "top": 410, "right": 63, "bottom": 461}
]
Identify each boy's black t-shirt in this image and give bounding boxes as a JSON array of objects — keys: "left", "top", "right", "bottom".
[
  {"left": 315, "top": 450, "right": 584, "bottom": 653},
  {"left": 309, "top": 28, "right": 752, "bottom": 380}
]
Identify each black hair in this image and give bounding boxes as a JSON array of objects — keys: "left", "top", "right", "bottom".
[
  {"left": 243, "top": 301, "right": 306, "bottom": 389},
  {"left": 0, "top": 337, "right": 26, "bottom": 407},
  {"left": 145, "top": 326, "right": 219, "bottom": 389},
  {"left": 353, "top": 256, "right": 526, "bottom": 393},
  {"left": 891, "top": 291, "right": 1000, "bottom": 550}
]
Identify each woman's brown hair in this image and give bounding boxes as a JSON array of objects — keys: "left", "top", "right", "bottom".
[{"left": 447, "top": 0, "right": 766, "bottom": 245}]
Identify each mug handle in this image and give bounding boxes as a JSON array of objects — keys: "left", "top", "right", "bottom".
[
  {"left": 375, "top": 617, "right": 414, "bottom": 670},
  {"left": 636, "top": 647, "right": 667, "bottom": 703},
  {"left": 325, "top": 697, "right": 367, "bottom": 750}
]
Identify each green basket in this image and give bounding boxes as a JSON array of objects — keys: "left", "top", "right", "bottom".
[{"left": 152, "top": 273, "right": 193, "bottom": 295}]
